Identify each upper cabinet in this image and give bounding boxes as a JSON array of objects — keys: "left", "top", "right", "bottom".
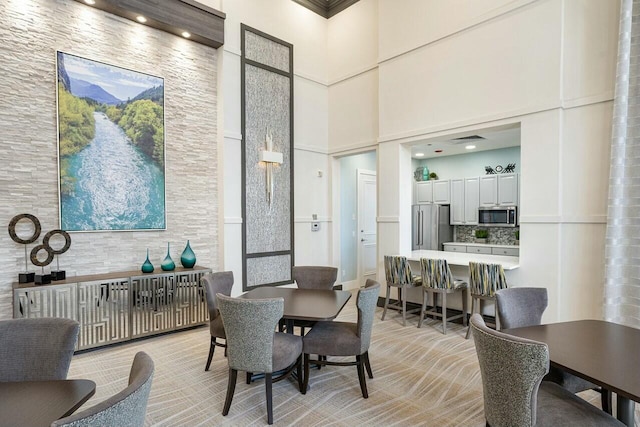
[
  {"left": 464, "top": 177, "right": 480, "bottom": 224},
  {"left": 479, "top": 173, "right": 518, "bottom": 207},
  {"left": 415, "top": 180, "right": 450, "bottom": 204},
  {"left": 450, "top": 179, "right": 465, "bottom": 224}
]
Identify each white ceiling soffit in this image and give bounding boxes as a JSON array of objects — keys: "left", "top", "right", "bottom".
[{"left": 410, "top": 125, "right": 521, "bottom": 159}]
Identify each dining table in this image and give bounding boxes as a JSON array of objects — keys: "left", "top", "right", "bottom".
[
  {"left": 240, "top": 287, "right": 352, "bottom": 333},
  {"left": 503, "top": 319, "right": 640, "bottom": 426},
  {"left": 0, "top": 379, "right": 96, "bottom": 427}
]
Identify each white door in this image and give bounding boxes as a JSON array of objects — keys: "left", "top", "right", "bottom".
[{"left": 357, "top": 169, "right": 377, "bottom": 286}]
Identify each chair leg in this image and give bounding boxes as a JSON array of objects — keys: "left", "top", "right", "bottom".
[
  {"left": 296, "top": 355, "right": 303, "bottom": 393},
  {"left": 381, "top": 285, "right": 391, "bottom": 321},
  {"left": 246, "top": 372, "right": 252, "bottom": 384},
  {"left": 265, "top": 373, "right": 273, "bottom": 425},
  {"left": 442, "top": 292, "right": 447, "bottom": 335},
  {"left": 466, "top": 297, "right": 476, "bottom": 339},
  {"left": 462, "top": 289, "right": 468, "bottom": 327},
  {"left": 356, "top": 355, "right": 369, "bottom": 398},
  {"left": 222, "top": 368, "right": 237, "bottom": 416},
  {"left": 418, "top": 289, "right": 427, "bottom": 328},
  {"left": 302, "top": 354, "right": 310, "bottom": 394},
  {"left": 205, "top": 337, "right": 216, "bottom": 371},
  {"left": 601, "top": 388, "right": 612, "bottom": 414},
  {"left": 401, "top": 287, "right": 407, "bottom": 327},
  {"left": 363, "top": 351, "right": 373, "bottom": 379},
  {"left": 278, "top": 319, "right": 285, "bottom": 332}
]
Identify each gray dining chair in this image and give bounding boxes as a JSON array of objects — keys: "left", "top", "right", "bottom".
[
  {"left": 382, "top": 255, "right": 422, "bottom": 326},
  {"left": 465, "top": 261, "right": 508, "bottom": 339},
  {"left": 470, "top": 314, "right": 623, "bottom": 427},
  {"left": 302, "top": 280, "right": 380, "bottom": 398},
  {"left": 52, "top": 352, "right": 154, "bottom": 427},
  {"left": 419, "top": 258, "right": 468, "bottom": 334},
  {"left": 495, "top": 287, "right": 612, "bottom": 414},
  {"left": 201, "top": 271, "right": 234, "bottom": 371},
  {"left": 0, "top": 318, "right": 79, "bottom": 382},
  {"left": 217, "top": 294, "right": 303, "bottom": 425}
]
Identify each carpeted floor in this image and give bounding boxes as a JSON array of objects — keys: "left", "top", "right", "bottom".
[{"left": 67, "top": 292, "right": 635, "bottom": 426}]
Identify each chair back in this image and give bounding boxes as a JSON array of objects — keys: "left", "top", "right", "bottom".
[
  {"left": 383, "top": 256, "right": 414, "bottom": 286},
  {"left": 470, "top": 314, "right": 548, "bottom": 427},
  {"left": 496, "top": 288, "right": 548, "bottom": 329},
  {"left": 420, "top": 258, "right": 455, "bottom": 290},
  {"left": 52, "top": 352, "right": 154, "bottom": 427},
  {"left": 292, "top": 266, "right": 337, "bottom": 290},
  {"left": 0, "top": 318, "right": 79, "bottom": 382},
  {"left": 357, "top": 280, "right": 380, "bottom": 354},
  {"left": 469, "top": 262, "right": 507, "bottom": 296},
  {"left": 202, "top": 271, "right": 234, "bottom": 324},
  {"left": 217, "top": 294, "right": 283, "bottom": 373}
]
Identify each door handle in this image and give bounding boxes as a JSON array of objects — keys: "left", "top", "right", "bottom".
[{"left": 419, "top": 211, "right": 423, "bottom": 246}]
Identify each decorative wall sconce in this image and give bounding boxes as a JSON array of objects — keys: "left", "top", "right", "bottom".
[{"left": 260, "top": 128, "right": 283, "bottom": 208}]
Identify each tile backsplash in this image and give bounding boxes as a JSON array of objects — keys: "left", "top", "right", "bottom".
[{"left": 455, "top": 225, "right": 519, "bottom": 246}]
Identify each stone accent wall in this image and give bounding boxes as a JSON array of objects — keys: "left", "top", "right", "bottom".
[
  {"left": 0, "top": 0, "right": 218, "bottom": 319},
  {"left": 455, "top": 225, "right": 519, "bottom": 245}
]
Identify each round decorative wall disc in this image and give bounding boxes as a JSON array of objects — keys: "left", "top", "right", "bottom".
[
  {"left": 30, "top": 244, "right": 54, "bottom": 267},
  {"left": 43, "top": 229, "right": 71, "bottom": 254},
  {"left": 8, "top": 213, "right": 41, "bottom": 245}
]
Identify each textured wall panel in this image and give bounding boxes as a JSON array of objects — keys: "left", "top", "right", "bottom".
[
  {"left": 244, "top": 31, "right": 290, "bottom": 72},
  {"left": 245, "top": 65, "right": 291, "bottom": 253},
  {"left": 0, "top": 0, "right": 218, "bottom": 319},
  {"left": 246, "top": 255, "right": 292, "bottom": 288}
]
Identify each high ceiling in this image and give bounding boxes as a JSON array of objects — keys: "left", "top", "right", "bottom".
[
  {"left": 292, "top": 0, "right": 360, "bottom": 18},
  {"left": 409, "top": 124, "right": 521, "bottom": 159}
]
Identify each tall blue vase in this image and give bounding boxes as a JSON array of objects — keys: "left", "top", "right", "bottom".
[
  {"left": 180, "top": 240, "right": 196, "bottom": 268},
  {"left": 141, "top": 249, "right": 154, "bottom": 273},
  {"left": 161, "top": 242, "right": 175, "bottom": 271}
]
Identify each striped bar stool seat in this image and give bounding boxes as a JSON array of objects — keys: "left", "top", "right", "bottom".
[
  {"left": 418, "top": 258, "right": 468, "bottom": 335},
  {"left": 465, "top": 261, "right": 507, "bottom": 339},
  {"left": 382, "top": 255, "right": 422, "bottom": 326}
]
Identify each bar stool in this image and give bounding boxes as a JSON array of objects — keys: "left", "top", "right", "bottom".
[
  {"left": 382, "top": 255, "right": 422, "bottom": 326},
  {"left": 418, "top": 258, "right": 468, "bottom": 335},
  {"left": 465, "top": 261, "right": 507, "bottom": 339}
]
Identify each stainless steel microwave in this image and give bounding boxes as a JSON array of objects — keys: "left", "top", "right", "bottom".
[{"left": 478, "top": 206, "right": 517, "bottom": 227}]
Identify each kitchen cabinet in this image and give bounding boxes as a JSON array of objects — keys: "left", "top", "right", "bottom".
[
  {"left": 464, "top": 177, "right": 479, "bottom": 224},
  {"left": 492, "top": 247, "right": 519, "bottom": 256},
  {"left": 443, "top": 243, "right": 519, "bottom": 257},
  {"left": 450, "top": 179, "right": 465, "bottom": 224},
  {"left": 415, "top": 180, "right": 450, "bottom": 204},
  {"left": 443, "top": 244, "right": 466, "bottom": 253},
  {"left": 467, "top": 246, "right": 492, "bottom": 254},
  {"left": 479, "top": 173, "right": 518, "bottom": 207}
]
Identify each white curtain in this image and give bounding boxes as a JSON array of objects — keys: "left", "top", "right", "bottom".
[{"left": 604, "top": 0, "right": 640, "bottom": 328}]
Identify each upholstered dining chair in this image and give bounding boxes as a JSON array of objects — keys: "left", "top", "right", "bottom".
[
  {"left": 382, "top": 255, "right": 421, "bottom": 326},
  {"left": 470, "top": 314, "right": 623, "bottom": 427},
  {"left": 52, "top": 352, "right": 154, "bottom": 427},
  {"left": 302, "top": 279, "right": 380, "bottom": 398},
  {"left": 217, "top": 294, "right": 303, "bottom": 425},
  {"left": 0, "top": 317, "right": 79, "bottom": 382},
  {"left": 495, "top": 287, "right": 612, "bottom": 414},
  {"left": 419, "top": 258, "right": 468, "bottom": 334},
  {"left": 201, "top": 271, "right": 234, "bottom": 371},
  {"left": 285, "top": 265, "right": 339, "bottom": 335},
  {"left": 465, "top": 261, "right": 507, "bottom": 339}
]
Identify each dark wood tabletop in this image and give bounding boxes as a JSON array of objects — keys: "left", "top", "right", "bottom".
[
  {"left": 504, "top": 320, "right": 640, "bottom": 426},
  {"left": 240, "top": 287, "right": 351, "bottom": 322},
  {"left": 0, "top": 379, "right": 96, "bottom": 427}
]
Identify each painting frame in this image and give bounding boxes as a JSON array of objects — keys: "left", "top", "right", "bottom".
[{"left": 55, "top": 51, "right": 167, "bottom": 232}]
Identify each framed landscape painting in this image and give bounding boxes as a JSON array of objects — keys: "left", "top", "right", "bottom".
[{"left": 56, "top": 52, "right": 166, "bottom": 231}]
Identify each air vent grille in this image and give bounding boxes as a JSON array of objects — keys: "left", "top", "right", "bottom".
[{"left": 448, "top": 135, "right": 486, "bottom": 145}]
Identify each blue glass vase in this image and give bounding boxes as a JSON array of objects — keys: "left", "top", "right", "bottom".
[
  {"left": 180, "top": 240, "right": 196, "bottom": 268},
  {"left": 161, "top": 242, "right": 175, "bottom": 271},
  {"left": 141, "top": 249, "right": 154, "bottom": 273}
]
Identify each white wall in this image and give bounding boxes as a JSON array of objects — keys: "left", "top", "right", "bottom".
[{"left": 415, "top": 147, "right": 521, "bottom": 180}]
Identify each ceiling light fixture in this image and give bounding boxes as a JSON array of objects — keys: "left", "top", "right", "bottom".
[
  {"left": 415, "top": 152, "right": 424, "bottom": 157},
  {"left": 181, "top": 31, "right": 191, "bottom": 38},
  {"left": 84, "top": 0, "right": 95, "bottom": 4},
  {"left": 465, "top": 145, "right": 476, "bottom": 150},
  {"left": 136, "top": 15, "right": 147, "bottom": 23}
]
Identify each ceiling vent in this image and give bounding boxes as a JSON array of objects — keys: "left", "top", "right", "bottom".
[{"left": 448, "top": 135, "right": 486, "bottom": 145}]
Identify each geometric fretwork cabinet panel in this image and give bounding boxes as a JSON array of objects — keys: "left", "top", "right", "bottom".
[{"left": 13, "top": 266, "right": 211, "bottom": 350}]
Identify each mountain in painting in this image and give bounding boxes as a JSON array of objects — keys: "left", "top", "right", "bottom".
[{"left": 70, "top": 78, "right": 121, "bottom": 105}]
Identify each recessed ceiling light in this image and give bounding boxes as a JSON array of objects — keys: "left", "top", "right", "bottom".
[
  {"left": 181, "top": 31, "right": 191, "bottom": 38},
  {"left": 415, "top": 152, "right": 424, "bottom": 157},
  {"left": 136, "top": 15, "right": 147, "bottom": 23},
  {"left": 465, "top": 145, "right": 476, "bottom": 150},
  {"left": 84, "top": 0, "right": 95, "bottom": 4}
]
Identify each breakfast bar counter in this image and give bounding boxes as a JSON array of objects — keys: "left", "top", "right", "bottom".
[{"left": 405, "top": 250, "right": 520, "bottom": 270}]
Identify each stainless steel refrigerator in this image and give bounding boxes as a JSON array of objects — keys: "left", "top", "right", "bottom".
[{"left": 412, "top": 204, "right": 453, "bottom": 251}]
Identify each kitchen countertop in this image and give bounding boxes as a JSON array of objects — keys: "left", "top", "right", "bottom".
[
  {"left": 404, "top": 249, "right": 520, "bottom": 270},
  {"left": 443, "top": 242, "right": 519, "bottom": 249}
]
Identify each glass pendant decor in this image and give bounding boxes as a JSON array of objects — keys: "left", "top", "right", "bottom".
[
  {"left": 180, "top": 240, "right": 196, "bottom": 268},
  {"left": 141, "top": 249, "right": 154, "bottom": 273},
  {"left": 161, "top": 242, "right": 175, "bottom": 271}
]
